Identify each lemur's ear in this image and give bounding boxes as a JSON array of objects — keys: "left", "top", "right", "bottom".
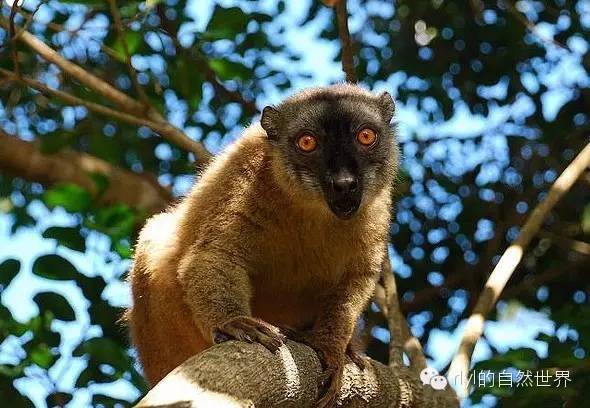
[
  {"left": 261, "top": 106, "right": 281, "bottom": 141},
  {"left": 378, "top": 91, "right": 395, "bottom": 123}
]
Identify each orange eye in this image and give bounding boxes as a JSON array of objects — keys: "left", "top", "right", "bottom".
[
  {"left": 296, "top": 134, "right": 317, "bottom": 152},
  {"left": 357, "top": 128, "right": 377, "bottom": 147}
]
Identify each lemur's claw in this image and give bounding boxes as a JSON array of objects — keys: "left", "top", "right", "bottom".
[{"left": 214, "top": 316, "right": 285, "bottom": 352}]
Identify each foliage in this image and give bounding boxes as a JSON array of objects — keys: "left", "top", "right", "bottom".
[{"left": 0, "top": 0, "right": 589, "bottom": 407}]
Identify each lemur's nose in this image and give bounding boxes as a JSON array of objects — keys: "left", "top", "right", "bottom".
[{"left": 332, "top": 170, "right": 358, "bottom": 194}]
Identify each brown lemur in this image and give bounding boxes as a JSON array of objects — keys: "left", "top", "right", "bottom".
[{"left": 126, "top": 83, "right": 400, "bottom": 407}]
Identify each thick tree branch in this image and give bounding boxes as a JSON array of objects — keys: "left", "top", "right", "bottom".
[
  {"left": 448, "top": 142, "right": 590, "bottom": 396},
  {"left": 0, "top": 129, "right": 170, "bottom": 214},
  {"left": 135, "top": 341, "right": 458, "bottom": 408}
]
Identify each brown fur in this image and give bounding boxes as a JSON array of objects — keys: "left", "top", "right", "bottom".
[{"left": 127, "top": 120, "right": 396, "bottom": 387}]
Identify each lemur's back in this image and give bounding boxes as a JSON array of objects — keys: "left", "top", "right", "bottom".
[{"left": 127, "top": 128, "right": 270, "bottom": 384}]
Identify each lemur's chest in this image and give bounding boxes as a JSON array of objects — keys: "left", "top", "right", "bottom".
[{"left": 251, "top": 216, "right": 369, "bottom": 290}]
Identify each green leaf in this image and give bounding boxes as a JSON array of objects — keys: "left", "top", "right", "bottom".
[
  {"left": 42, "top": 226, "right": 86, "bottom": 252},
  {"left": 0, "top": 304, "right": 27, "bottom": 339},
  {"left": 208, "top": 59, "right": 251, "bottom": 81},
  {"left": 32, "top": 254, "right": 78, "bottom": 281},
  {"left": 74, "top": 337, "right": 129, "bottom": 371},
  {"left": 582, "top": 204, "right": 590, "bottom": 234},
  {"left": 473, "top": 348, "right": 538, "bottom": 371},
  {"left": 86, "top": 204, "right": 137, "bottom": 240},
  {"left": 39, "top": 131, "right": 77, "bottom": 154},
  {"left": 88, "top": 172, "right": 110, "bottom": 195},
  {"left": 75, "top": 363, "right": 113, "bottom": 387},
  {"left": 78, "top": 275, "right": 107, "bottom": 302},
  {"left": 0, "top": 363, "right": 26, "bottom": 378},
  {"left": 29, "top": 344, "right": 55, "bottom": 369},
  {"left": 46, "top": 392, "right": 73, "bottom": 408},
  {"left": 0, "top": 259, "right": 20, "bottom": 289},
  {"left": 114, "top": 239, "right": 132, "bottom": 259},
  {"left": 0, "top": 378, "right": 34, "bottom": 408},
  {"left": 111, "top": 31, "right": 142, "bottom": 63},
  {"left": 91, "top": 394, "right": 129, "bottom": 408},
  {"left": 170, "top": 57, "right": 204, "bottom": 109},
  {"left": 204, "top": 6, "right": 250, "bottom": 40},
  {"left": 88, "top": 300, "right": 124, "bottom": 342},
  {"left": 43, "top": 184, "right": 92, "bottom": 213},
  {"left": 33, "top": 292, "right": 76, "bottom": 321}
]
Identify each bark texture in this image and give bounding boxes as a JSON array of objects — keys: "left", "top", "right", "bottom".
[{"left": 135, "top": 341, "right": 458, "bottom": 408}]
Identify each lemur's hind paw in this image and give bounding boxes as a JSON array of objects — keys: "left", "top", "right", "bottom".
[{"left": 346, "top": 342, "right": 367, "bottom": 370}]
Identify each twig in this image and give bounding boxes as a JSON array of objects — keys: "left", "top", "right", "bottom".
[
  {"left": 503, "top": 257, "right": 587, "bottom": 299},
  {"left": 0, "top": 69, "right": 211, "bottom": 164},
  {"left": 468, "top": 0, "right": 484, "bottom": 18},
  {"left": 375, "top": 255, "right": 427, "bottom": 373},
  {"left": 503, "top": 0, "right": 570, "bottom": 51},
  {"left": 15, "top": 7, "right": 121, "bottom": 61},
  {"left": 539, "top": 230, "right": 590, "bottom": 256},
  {"left": 334, "top": 0, "right": 357, "bottom": 83},
  {"left": 107, "top": 0, "right": 150, "bottom": 108},
  {"left": 373, "top": 281, "right": 402, "bottom": 366},
  {"left": 8, "top": 1, "right": 20, "bottom": 77},
  {"left": 0, "top": 17, "right": 212, "bottom": 164},
  {"left": 447, "top": 141, "right": 590, "bottom": 397},
  {"left": 10, "top": 0, "right": 47, "bottom": 42},
  {"left": 0, "top": 16, "right": 146, "bottom": 115},
  {"left": 153, "top": 21, "right": 258, "bottom": 116}
]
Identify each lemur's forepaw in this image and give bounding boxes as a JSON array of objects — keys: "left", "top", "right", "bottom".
[{"left": 214, "top": 316, "right": 285, "bottom": 352}]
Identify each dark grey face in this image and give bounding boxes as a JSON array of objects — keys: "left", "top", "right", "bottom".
[{"left": 261, "top": 86, "right": 397, "bottom": 220}]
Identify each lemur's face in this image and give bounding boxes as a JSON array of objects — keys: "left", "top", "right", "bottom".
[{"left": 262, "top": 85, "right": 398, "bottom": 220}]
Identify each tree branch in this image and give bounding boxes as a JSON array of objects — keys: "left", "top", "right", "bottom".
[
  {"left": 107, "top": 0, "right": 150, "bottom": 107},
  {"left": 152, "top": 8, "right": 258, "bottom": 117},
  {"left": 502, "top": 0, "right": 570, "bottom": 51},
  {"left": 8, "top": 2, "right": 21, "bottom": 77},
  {"left": 333, "top": 0, "right": 357, "bottom": 83},
  {"left": 376, "top": 258, "right": 427, "bottom": 374},
  {"left": 0, "top": 18, "right": 213, "bottom": 165},
  {"left": 448, "top": 141, "right": 590, "bottom": 397},
  {"left": 539, "top": 230, "right": 590, "bottom": 256},
  {"left": 503, "top": 257, "right": 588, "bottom": 299},
  {"left": 0, "top": 69, "right": 211, "bottom": 165},
  {"left": 0, "top": 17, "right": 145, "bottom": 115},
  {"left": 14, "top": 7, "right": 126, "bottom": 62},
  {"left": 135, "top": 341, "right": 458, "bottom": 408},
  {"left": 0, "top": 129, "right": 170, "bottom": 214}
]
